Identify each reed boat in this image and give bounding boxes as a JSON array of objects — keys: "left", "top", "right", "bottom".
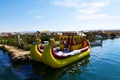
[
  {"left": 30, "top": 44, "right": 43, "bottom": 62},
  {"left": 30, "top": 32, "right": 91, "bottom": 68}
]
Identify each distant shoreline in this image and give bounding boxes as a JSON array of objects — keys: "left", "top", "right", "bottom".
[{"left": 0, "top": 29, "right": 120, "bottom": 33}]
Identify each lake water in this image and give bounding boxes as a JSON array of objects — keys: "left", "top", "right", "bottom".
[{"left": 0, "top": 38, "right": 120, "bottom": 80}]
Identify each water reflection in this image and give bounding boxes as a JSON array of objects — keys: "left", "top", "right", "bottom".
[
  {"left": 90, "top": 40, "right": 103, "bottom": 47},
  {"left": 32, "top": 56, "right": 90, "bottom": 80}
]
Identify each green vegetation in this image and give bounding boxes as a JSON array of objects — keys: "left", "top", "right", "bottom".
[
  {"left": 110, "top": 33, "right": 117, "bottom": 39},
  {"left": 40, "top": 33, "right": 51, "bottom": 43},
  {"left": 0, "top": 34, "right": 34, "bottom": 51},
  {"left": 84, "top": 31, "right": 120, "bottom": 41},
  {"left": 85, "top": 32, "right": 96, "bottom": 42},
  {"left": 0, "top": 33, "right": 51, "bottom": 51},
  {"left": 0, "top": 31, "right": 119, "bottom": 51}
]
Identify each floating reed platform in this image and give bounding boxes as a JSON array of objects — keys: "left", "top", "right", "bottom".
[{"left": 0, "top": 44, "right": 31, "bottom": 63}]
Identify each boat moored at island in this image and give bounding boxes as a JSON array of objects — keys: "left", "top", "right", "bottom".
[{"left": 30, "top": 32, "right": 91, "bottom": 68}]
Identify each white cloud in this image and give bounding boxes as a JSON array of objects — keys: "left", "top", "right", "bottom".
[
  {"left": 76, "top": 14, "right": 120, "bottom": 19},
  {"left": 76, "top": 14, "right": 111, "bottom": 19},
  {"left": 53, "top": 0, "right": 78, "bottom": 8},
  {"left": 34, "top": 16, "right": 42, "bottom": 19},
  {"left": 113, "top": 16, "right": 120, "bottom": 18},
  {"left": 53, "top": 0, "right": 112, "bottom": 19},
  {"left": 77, "top": 1, "right": 109, "bottom": 15},
  {"left": 53, "top": 0, "right": 109, "bottom": 12}
]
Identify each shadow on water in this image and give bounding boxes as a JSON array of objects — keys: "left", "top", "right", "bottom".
[
  {"left": 0, "top": 49, "right": 90, "bottom": 80},
  {"left": 31, "top": 56, "right": 90, "bottom": 80}
]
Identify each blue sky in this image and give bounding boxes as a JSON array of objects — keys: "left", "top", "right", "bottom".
[{"left": 0, "top": 0, "right": 120, "bottom": 32}]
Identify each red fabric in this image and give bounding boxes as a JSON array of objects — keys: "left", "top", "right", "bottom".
[
  {"left": 52, "top": 48, "right": 62, "bottom": 59},
  {"left": 37, "top": 44, "right": 43, "bottom": 53},
  {"left": 67, "top": 36, "right": 73, "bottom": 45}
]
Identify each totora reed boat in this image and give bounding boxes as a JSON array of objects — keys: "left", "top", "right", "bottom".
[{"left": 30, "top": 32, "right": 91, "bottom": 68}]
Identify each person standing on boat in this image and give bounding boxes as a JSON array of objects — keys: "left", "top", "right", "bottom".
[
  {"left": 64, "top": 38, "right": 68, "bottom": 50},
  {"left": 68, "top": 36, "right": 73, "bottom": 51},
  {"left": 36, "top": 31, "right": 41, "bottom": 44}
]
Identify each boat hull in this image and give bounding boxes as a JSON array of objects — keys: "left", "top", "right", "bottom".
[
  {"left": 30, "top": 45, "right": 42, "bottom": 62},
  {"left": 42, "top": 45, "right": 91, "bottom": 68}
]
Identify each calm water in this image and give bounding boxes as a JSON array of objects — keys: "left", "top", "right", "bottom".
[{"left": 0, "top": 38, "right": 120, "bottom": 80}]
